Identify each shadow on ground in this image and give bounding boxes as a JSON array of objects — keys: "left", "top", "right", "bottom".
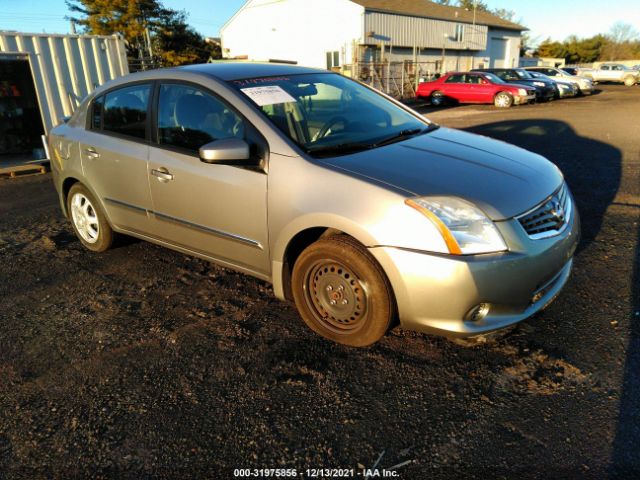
[{"left": 460, "top": 119, "right": 639, "bottom": 475}]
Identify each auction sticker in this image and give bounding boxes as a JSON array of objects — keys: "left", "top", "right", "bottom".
[{"left": 241, "top": 85, "right": 296, "bottom": 106}]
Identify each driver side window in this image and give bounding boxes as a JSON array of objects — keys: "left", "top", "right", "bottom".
[{"left": 157, "top": 84, "right": 244, "bottom": 152}]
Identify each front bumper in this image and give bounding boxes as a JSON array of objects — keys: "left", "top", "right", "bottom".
[
  {"left": 579, "top": 82, "right": 594, "bottom": 94},
  {"left": 370, "top": 200, "right": 580, "bottom": 338},
  {"left": 514, "top": 94, "right": 536, "bottom": 105},
  {"left": 535, "top": 87, "right": 556, "bottom": 101}
]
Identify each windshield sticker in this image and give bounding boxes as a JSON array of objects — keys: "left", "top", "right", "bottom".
[{"left": 240, "top": 85, "right": 296, "bottom": 106}]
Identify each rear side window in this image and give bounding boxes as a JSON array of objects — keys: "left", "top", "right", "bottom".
[
  {"left": 102, "top": 84, "right": 151, "bottom": 140},
  {"left": 445, "top": 74, "right": 465, "bottom": 83}
]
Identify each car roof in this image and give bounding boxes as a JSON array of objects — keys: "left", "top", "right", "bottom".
[{"left": 178, "top": 62, "right": 327, "bottom": 81}]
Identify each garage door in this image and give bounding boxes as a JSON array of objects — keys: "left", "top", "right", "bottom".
[{"left": 489, "top": 38, "right": 507, "bottom": 68}]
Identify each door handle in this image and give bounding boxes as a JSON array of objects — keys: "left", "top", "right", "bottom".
[
  {"left": 84, "top": 147, "right": 100, "bottom": 159},
  {"left": 151, "top": 168, "right": 174, "bottom": 182}
]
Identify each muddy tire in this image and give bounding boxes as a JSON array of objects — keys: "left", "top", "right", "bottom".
[
  {"left": 623, "top": 75, "right": 636, "bottom": 87},
  {"left": 67, "top": 183, "right": 114, "bottom": 252},
  {"left": 431, "top": 90, "right": 445, "bottom": 106},
  {"left": 291, "top": 235, "right": 395, "bottom": 347},
  {"left": 494, "top": 92, "right": 513, "bottom": 108}
]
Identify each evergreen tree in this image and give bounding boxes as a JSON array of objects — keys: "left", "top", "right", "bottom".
[{"left": 66, "top": 0, "right": 220, "bottom": 68}]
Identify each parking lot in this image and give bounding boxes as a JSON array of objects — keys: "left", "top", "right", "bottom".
[{"left": 0, "top": 84, "right": 639, "bottom": 478}]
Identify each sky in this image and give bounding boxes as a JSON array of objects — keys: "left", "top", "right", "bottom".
[{"left": 0, "top": 0, "right": 639, "bottom": 45}]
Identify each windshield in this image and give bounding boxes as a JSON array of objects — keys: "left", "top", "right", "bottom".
[
  {"left": 514, "top": 69, "right": 533, "bottom": 79},
  {"left": 482, "top": 72, "right": 505, "bottom": 84},
  {"left": 229, "top": 73, "right": 429, "bottom": 157}
]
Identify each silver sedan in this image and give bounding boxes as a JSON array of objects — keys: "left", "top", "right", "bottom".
[{"left": 48, "top": 63, "right": 580, "bottom": 346}]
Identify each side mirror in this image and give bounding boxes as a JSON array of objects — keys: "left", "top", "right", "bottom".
[
  {"left": 199, "top": 138, "right": 251, "bottom": 164},
  {"left": 480, "top": 79, "right": 488, "bottom": 85}
]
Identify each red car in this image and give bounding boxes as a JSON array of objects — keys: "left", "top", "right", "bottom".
[{"left": 417, "top": 71, "right": 536, "bottom": 108}]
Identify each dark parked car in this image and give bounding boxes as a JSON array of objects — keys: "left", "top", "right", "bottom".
[{"left": 472, "top": 68, "right": 556, "bottom": 102}]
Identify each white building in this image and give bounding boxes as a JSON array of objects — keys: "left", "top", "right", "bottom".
[{"left": 221, "top": 0, "right": 526, "bottom": 72}]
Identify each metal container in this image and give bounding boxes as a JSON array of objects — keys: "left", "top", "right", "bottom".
[{"left": 0, "top": 31, "right": 129, "bottom": 134}]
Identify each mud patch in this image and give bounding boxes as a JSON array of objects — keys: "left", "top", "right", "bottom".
[{"left": 498, "top": 349, "right": 589, "bottom": 395}]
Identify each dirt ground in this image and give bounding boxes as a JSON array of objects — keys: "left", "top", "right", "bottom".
[{"left": 0, "top": 84, "right": 639, "bottom": 479}]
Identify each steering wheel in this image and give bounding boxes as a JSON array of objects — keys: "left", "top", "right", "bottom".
[{"left": 315, "top": 116, "right": 348, "bottom": 140}]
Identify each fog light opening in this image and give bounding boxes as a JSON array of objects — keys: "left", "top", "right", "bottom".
[{"left": 467, "top": 303, "right": 490, "bottom": 323}]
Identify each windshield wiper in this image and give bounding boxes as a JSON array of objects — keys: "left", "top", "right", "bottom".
[
  {"left": 371, "top": 125, "right": 439, "bottom": 148},
  {"left": 306, "top": 124, "right": 439, "bottom": 157}
]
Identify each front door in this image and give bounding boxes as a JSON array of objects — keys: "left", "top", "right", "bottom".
[
  {"left": 466, "top": 73, "right": 494, "bottom": 102},
  {"left": 147, "top": 82, "right": 270, "bottom": 276},
  {"left": 79, "top": 83, "right": 154, "bottom": 233}
]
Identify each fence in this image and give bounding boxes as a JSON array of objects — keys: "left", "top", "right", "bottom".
[{"left": 342, "top": 61, "right": 440, "bottom": 100}]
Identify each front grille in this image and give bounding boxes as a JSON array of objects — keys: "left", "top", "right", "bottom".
[{"left": 518, "top": 184, "right": 571, "bottom": 239}]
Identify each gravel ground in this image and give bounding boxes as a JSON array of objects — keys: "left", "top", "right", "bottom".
[{"left": 0, "top": 84, "right": 639, "bottom": 479}]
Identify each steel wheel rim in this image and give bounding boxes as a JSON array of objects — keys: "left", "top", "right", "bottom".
[
  {"left": 432, "top": 93, "right": 443, "bottom": 105},
  {"left": 303, "top": 260, "right": 368, "bottom": 333},
  {"left": 71, "top": 193, "right": 99, "bottom": 244}
]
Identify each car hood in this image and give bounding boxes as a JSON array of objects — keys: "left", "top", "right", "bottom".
[
  {"left": 505, "top": 78, "right": 553, "bottom": 87},
  {"left": 322, "top": 127, "right": 563, "bottom": 220}
]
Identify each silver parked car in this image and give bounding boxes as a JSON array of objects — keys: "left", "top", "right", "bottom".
[
  {"left": 524, "top": 66, "right": 594, "bottom": 95},
  {"left": 49, "top": 63, "right": 580, "bottom": 347},
  {"left": 525, "top": 70, "right": 578, "bottom": 98}
]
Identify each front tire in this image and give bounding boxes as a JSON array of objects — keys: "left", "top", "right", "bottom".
[
  {"left": 494, "top": 92, "right": 513, "bottom": 108},
  {"left": 623, "top": 75, "right": 636, "bottom": 87},
  {"left": 291, "top": 235, "right": 395, "bottom": 347},
  {"left": 67, "top": 183, "right": 114, "bottom": 252}
]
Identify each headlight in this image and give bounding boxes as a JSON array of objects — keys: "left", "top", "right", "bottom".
[
  {"left": 533, "top": 81, "right": 545, "bottom": 87},
  {"left": 518, "top": 88, "right": 528, "bottom": 95},
  {"left": 405, "top": 197, "right": 508, "bottom": 255}
]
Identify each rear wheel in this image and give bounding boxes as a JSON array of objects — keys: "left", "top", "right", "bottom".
[
  {"left": 67, "top": 183, "right": 114, "bottom": 252},
  {"left": 291, "top": 235, "right": 395, "bottom": 347},
  {"left": 430, "top": 90, "right": 445, "bottom": 106},
  {"left": 494, "top": 92, "right": 513, "bottom": 108},
  {"left": 623, "top": 75, "right": 636, "bottom": 87}
]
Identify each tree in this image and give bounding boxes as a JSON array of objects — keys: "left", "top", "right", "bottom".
[
  {"left": 491, "top": 8, "right": 516, "bottom": 22},
  {"left": 66, "top": 0, "right": 217, "bottom": 68},
  {"left": 599, "top": 22, "right": 639, "bottom": 60},
  {"left": 456, "top": 0, "right": 489, "bottom": 12}
]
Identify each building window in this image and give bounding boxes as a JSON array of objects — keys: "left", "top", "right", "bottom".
[
  {"left": 326, "top": 51, "right": 340, "bottom": 70},
  {"left": 455, "top": 24, "right": 464, "bottom": 43}
]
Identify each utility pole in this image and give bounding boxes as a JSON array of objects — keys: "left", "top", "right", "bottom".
[{"left": 441, "top": 33, "right": 448, "bottom": 74}]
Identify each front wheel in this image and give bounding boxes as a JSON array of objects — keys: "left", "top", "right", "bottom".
[
  {"left": 494, "top": 92, "right": 513, "bottom": 108},
  {"left": 67, "top": 183, "right": 114, "bottom": 252},
  {"left": 623, "top": 76, "right": 636, "bottom": 87},
  {"left": 291, "top": 235, "right": 395, "bottom": 347}
]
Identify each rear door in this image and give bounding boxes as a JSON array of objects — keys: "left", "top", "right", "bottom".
[
  {"left": 147, "top": 82, "right": 270, "bottom": 275},
  {"left": 599, "top": 65, "right": 613, "bottom": 81},
  {"left": 79, "top": 83, "right": 155, "bottom": 234},
  {"left": 442, "top": 74, "right": 467, "bottom": 101}
]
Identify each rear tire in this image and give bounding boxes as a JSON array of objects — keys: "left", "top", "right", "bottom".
[
  {"left": 67, "top": 183, "right": 114, "bottom": 252},
  {"left": 494, "top": 92, "right": 513, "bottom": 108},
  {"left": 291, "top": 235, "right": 395, "bottom": 347},
  {"left": 431, "top": 90, "right": 445, "bottom": 106},
  {"left": 623, "top": 75, "right": 636, "bottom": 87}
]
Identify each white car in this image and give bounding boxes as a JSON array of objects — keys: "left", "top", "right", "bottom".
[{"left": 524, "top": 67, "right": 594, "bottom": 95}]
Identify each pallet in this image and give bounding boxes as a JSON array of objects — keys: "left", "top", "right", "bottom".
[{"left": 0, "top": 161, "right": 48, "bottom": 178}]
